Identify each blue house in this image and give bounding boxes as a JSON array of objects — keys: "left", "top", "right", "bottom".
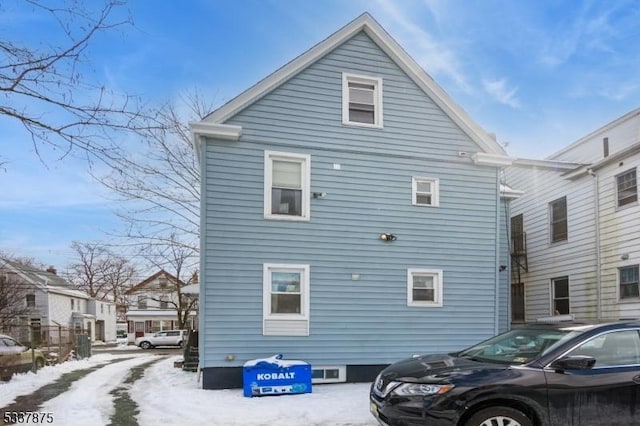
[{"left": 191, "top": 13, "right": 517, "bottom": 389}]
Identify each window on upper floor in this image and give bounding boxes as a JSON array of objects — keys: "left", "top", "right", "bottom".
[
  {"left": 551, "top": 276, "right": 570, "bottom": 315},
  {"left": 26, "top": 294, "right": 35, "bottom": 308},
  {"left": 138, "top": 295, "right": 147, "bottom": 310},
  {"left": 101, "top": 304, "right": 104, "bottom": 314},
  {"left": 160, "top": 298, "right": 168, "bottom": 309},
  {"left": 620, "top": 265, "right": 639, "bottom": 300},
  {"left": 70, "top": 299, "right": 74, "bottom": 310},
  {"left": 617, "top": 168, "right": 637, "bottom": 208},
  {"left": 407, "top": 269, "right": 443, "bottom": 307},
  {"left": 549, "top": 196, "right": 567, "bottom": 243},
  {"left": 264, "top": 151, "right": 310, "bottom": 221},
  {"left": 342, "top": 73, "right": 383, "bottom": 128},
  {"left": 412, "top": 177, "right": 439, "bottom": 207}
]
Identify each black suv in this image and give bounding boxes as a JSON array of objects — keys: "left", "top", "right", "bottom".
[{"left": 370, "top": 321, "right": 640, "bottom": 426}]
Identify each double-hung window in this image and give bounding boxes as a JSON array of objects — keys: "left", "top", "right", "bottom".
[
  {"left": 407, "top": 269, "right": 443, "bottom": 307},
  {"left": 551, "top": 276, "right": 570, "bottom": 315},
  {"left": 342, "top": 73, "right": 383, "bottom": 127},
  {"left": 263, "top": 264, "right": 310, "bottom": 336},
  {"left": 617, "top": 168, "right": 637, "bottom": 208},
  {"left": 264, "top": 151, "right": 310, "bottom": 220},
  {"left": 549, "top": 196, "right": 567, "bottom": 243},
  {"left": 620, "top": 265, "right": 640, "bottom": 299},
  {"left": 412, "top": 177, "right": 439, "bottom": 207}
]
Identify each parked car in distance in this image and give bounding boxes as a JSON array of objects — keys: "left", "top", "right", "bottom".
[
  {"left": 0, "top": 334, "right": 46, "bottom": 381},
  {"left": 135, "top": 330, "right": 188, "bottom": 349},
  {"left": 370, "top": 320, "right": 640, "bottom": 426}
]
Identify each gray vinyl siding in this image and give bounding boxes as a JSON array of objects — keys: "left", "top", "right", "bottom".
[{"left": 200, "top": 32, "right": 503, "bottom": 368}]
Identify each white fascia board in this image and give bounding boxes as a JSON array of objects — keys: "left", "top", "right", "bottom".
[
  {"left": 510, "top": 158, "right": 585, "bottom": 171},
  {"left": 199, "top": 13, "right": 505, "bottom": 156},
  {"left": 500, "top": 184, "right": 524, "bottom": 199},
  {"left": 472, "top": 152, "right": 514, "bottom": 167},
  {"left": 190, "top": 122, "right": 242, "bottom": 141}
]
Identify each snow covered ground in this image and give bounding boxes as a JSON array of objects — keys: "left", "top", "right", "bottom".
[{"left": 0, "top": 353, "right": 378, "bottom": 426}]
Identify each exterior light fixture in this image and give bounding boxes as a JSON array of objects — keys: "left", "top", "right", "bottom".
[
  {"left": 379, "top": 232, "right": 397, "bottom": 242},
  {"left": 312, "top": 192, "right": 327, "bottom": 199}
]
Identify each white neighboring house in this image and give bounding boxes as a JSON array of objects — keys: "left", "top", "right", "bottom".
[
  {"left": 506, "top": 108, "right": 640, "bottom": 322},
  {"left": 124, "top": 270, "right": 198, "bottom": 343},
  {"left": 0, "top": 258, "right": 117, "bottom": 343}
]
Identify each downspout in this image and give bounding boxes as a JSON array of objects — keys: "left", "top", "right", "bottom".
[
  {"left": 587, "top": 169, "right": 602, "bottom": 321},
  {"left": 495, "top": 168, "right": 501, "bottom": 335}
]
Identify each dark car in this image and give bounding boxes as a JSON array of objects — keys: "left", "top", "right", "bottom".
[{"left": 370, "top": 320, "right": 640, "bottom": 426}]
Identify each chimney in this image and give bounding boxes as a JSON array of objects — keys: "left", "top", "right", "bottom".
[{"left": 46, "top": 266, "right": 57, "bottom": 275}]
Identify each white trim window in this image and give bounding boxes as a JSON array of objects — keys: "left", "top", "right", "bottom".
[
  {"left": 264, "top": 151, "right": 310, "bottom": 221},
  {"left": 616, "top": 168, "right": 637, "bottom": 208},
  {"left": 549, "top": 196, "right": 568, "bottom": 243},
  {"left": 619, "top": 265, "right": 640, "bottom": 300},
  {"left": 407, "top": 269, "right": 443, "bottom": 307},
  {"left": 342, "top": 73, "right": 383, "bottom": 128},
  {"left": 551, "top": 276, "right": 570, "bottom": 315},
  {"left": 412, "top": 177, "right": 439, "bottom": 207},
  {"left": 263, "top": 264, "right": 310, "bottom": 336}
]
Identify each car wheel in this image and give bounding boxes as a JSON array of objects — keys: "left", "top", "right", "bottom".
[
  {"left": 465, "top": 406, "right": 532, "bottom": 426},
  {"left": 35, "top": 358, "right": 45, "bottom": 369},
  {"left": 140, "top": 341, "right": 152, "bottom": 350}
]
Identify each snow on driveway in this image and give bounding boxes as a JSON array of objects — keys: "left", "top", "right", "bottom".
[{"left": 37, "top": 355, "right": 160, "bottom": 426}]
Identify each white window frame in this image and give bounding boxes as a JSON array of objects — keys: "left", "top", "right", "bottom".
[
  {"left": 263, "top": 263, "right": 310, "bottom": 321},
  {"left": 619, "top": 265, "right": 640, "bottom": 300},
  {"left": 407, "top": 269, "right": 443, "bottom": 307},
  {"left": 616, "top": 168, "right": 638, "bottom": 208},
  {"left": 549, "top": 196, "right": 568, "bottom": 243},
  {"left": 311, "top": 366, "right": 346, "bottom": 384},
  {"left": 342, "top": 72, "right": 383, "bottom": 128},
  {"left": 412, "top": 177, "right": 440, "bottom": 207},
  {"left": 550, "top": 276, "right": 570, "bottom": 315},
  {"left": 264, "top": 151, "right": 311, "bottom": 221}
]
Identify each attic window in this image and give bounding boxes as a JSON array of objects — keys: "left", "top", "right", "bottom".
[{"left": 342, "top": 73, "right": 382, "bottom": 128}]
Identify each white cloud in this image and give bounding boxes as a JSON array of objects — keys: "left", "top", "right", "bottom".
[{"left": 483, "top": 78, "right": 521, "bottom": 109}]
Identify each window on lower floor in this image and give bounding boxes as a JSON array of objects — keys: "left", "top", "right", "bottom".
[
  {"left": 551, "top": 276, "right": 570, "bottom": 315},
  {"left": 311, "top": 366, "right": 346, "bottom": 384},
  {"left": 26, "top": 294, "right": 35, "bottom": 308},
  {"left": 617, "top": 168, "right": 637, "bottom": 208},
  {"left": 620, "top": 265, "right": 640, "bottom": 299},
  {"left": 407, "top": 269, "right": 443, "bottom": 307},
  {"left": 263, "top": 263, "right": 310, "bottom": 336}
]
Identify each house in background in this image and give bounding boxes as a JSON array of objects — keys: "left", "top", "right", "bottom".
[
  {"left": 0, "top": 258, "right": 117, "bottom": 343},
  {"left": 124, "top": 270, "right": 198, "bottom": 342},
  {"left": 506, "top": 108, "right": 640, "bottom": 323},
  {"left": 191, "top": 13, "right": 517, "bottom": 389}
]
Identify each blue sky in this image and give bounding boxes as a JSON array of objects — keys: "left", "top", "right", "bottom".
[{"left": 1, "top": 0, "right": 640, "bottom": 268}]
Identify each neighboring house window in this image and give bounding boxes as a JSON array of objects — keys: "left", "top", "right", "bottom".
[
  {"left": 70, "top": 299, "right": 74, "bottom": 310},
  {"left": 620, "top": 265, "right": 640, "bottom": 299},
  {"left": 263, "top": 264, "right": 310, "bottom": 336},
  {"left": 264, "top": 151, "right": 310, "bottom": 220},
  {"left": 412, "top": 177, "right": 439, "bottom": 207},
  {"left": 160, "top": 298, "right": 168, "bottom": 309},
  {"left": 549, "top": 196, "right": 567, "bottom": 243},
  {"left": 407, "top": 269, "right": 443, "bottom": 307},
  {"left": 159, "top": 276, "right": 168, "bottom": 289},
  {"left": 26, "top": 294, "right": 35, "bottom": 308},
  {"left": 138, "top": 296, "right": 147, "bottom": 309},
  {"left": 617, "top": 168, "right": 637, "bottom": 208},
  {"left": 101, "top": 304, "right": 104, "bottom": 314},
  {"left": 551, "top": 276, "right": 570, "bottom": 315},
  {"left": 342, "top": 73, "right": 383, "bottom": 127}
]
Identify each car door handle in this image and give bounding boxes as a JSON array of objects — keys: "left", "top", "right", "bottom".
[{"left": 632, "top": 375, "right": 640, "bottom": 384}]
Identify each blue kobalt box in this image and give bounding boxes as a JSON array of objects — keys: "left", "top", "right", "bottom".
[{"left": 243, "top": 355, "right": 312, "bottom": 397}]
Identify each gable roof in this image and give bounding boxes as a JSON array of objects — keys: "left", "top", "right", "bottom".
[
  {"left": 0, "top": 258, "right": 90, "bottom": 299},
  {"left": 125, "top": 269, "right": 186, "bottom": 295},
  {"left": 194, "top": 12, "right": 507, "bottom": 158}
]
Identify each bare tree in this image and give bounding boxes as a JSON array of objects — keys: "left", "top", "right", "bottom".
[
  {"left": 0, "top": 269, "right": 31, "bottom": 332},
  {"left": 66, "top": 241, "right": 136, "bottom": 304},
  {"left": 142, "top": 232, "right": 198, "bottom": 330},
  {"left": 1, "top": 0, "right": 158, "bottom": 164},
  {"left": 97, "top": 91, "right": 213, "bottom": 253}
]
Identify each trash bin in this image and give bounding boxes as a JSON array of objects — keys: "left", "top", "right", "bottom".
[{"left": 243, "top": 354, "right": 312, "bottom": 397}]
